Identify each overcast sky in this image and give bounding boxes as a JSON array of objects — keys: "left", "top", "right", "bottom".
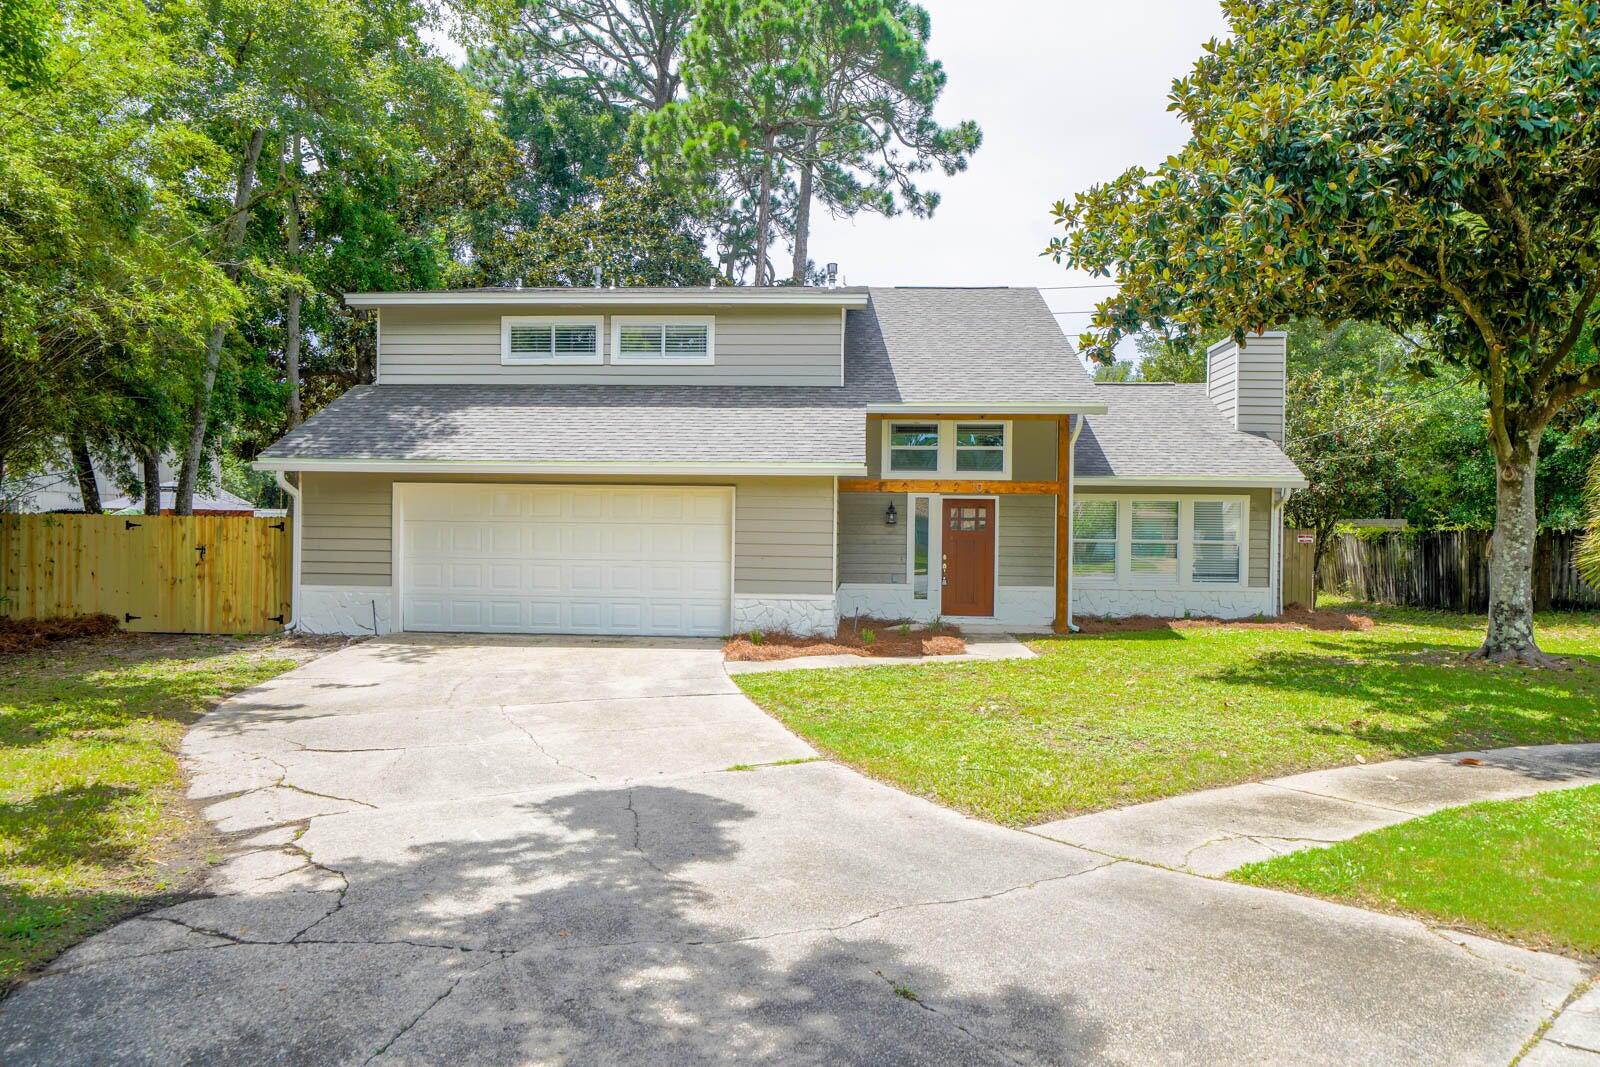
[{"left": 805, "top": 0, "right": 1228, "bottom": 353}]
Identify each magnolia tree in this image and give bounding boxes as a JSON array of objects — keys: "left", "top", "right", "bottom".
[{"left": 1049, "top": 0, "right": 1600, "bottom": 665}]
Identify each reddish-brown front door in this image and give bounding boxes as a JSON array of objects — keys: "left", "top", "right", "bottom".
[{"left": 942, "top": 498, "right": 995, "bottom": 617}]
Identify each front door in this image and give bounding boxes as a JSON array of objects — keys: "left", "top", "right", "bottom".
[{"left": 941, "top": 498, "right": 995, "bottom": 617}]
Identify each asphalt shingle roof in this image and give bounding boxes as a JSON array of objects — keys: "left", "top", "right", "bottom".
[
  {"left": 1075, "top": 384, "right": 1306, "bottom": 484},
  {"left": 259, "top": 288, "right": 1301, "bottom": 483}
]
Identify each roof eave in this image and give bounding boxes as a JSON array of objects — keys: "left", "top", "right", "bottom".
[
  {"left": 1074, "top": 474, "right": 1309, "bottom": 490},
  {"left": 866, "top": 401, "right": 1107, "bottom": 416},
  {"left": 343, "top": 290, "right": 870, "bottom": 309},
  {"left": 253, "top": 457, "right": 868, "bottom": 477}
]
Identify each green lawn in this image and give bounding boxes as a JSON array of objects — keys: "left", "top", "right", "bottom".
[
  {"left": 733, "top": 604, "right": 1600, "bottom": 826},
  {"left": 1230, "top": 785, "right": 1600, "bottom": 957},
  {"left": 0, "top": 634, "right": 305, "bottom": 985}
]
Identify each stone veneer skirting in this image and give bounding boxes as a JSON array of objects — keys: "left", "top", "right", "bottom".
[
  {"left": 732, "top": 595, "right": 838, "bottom": 637},
  {"left": 835, "top": 584, "right": 1056, "bottom": 629},
  {"left": 1072, "top": 586, "right": 1275, "bottom": 621},
  {"left": 299, "top": 585, "right": 395, "bottom": 636}
]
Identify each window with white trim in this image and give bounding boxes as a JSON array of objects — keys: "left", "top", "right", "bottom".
[
  {"left": 881, "top": 419, "right": 1012, "bottom": 478},
  {"left": 1130, "top": 500, "right": 1180, "bottom": 581},
  {"left": 1071, "top": 499, "right": 1117, "bottom": 579},
  {"left": 501, "top": 316, "right": 603, "bottom": 365},
  {"left": 955, "top": 424, "right": 1006, "bottom": 473},
  {"left": 610, "top": 316, "right": 714, "bottom": 364},
  {"left": 888, "top": 424, "right": 941, "bottom": 473},
  {"left": 1191, "top": 500, "right": 1243, "bottom": 584}
]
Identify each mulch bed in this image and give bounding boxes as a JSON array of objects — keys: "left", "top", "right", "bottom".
[
  {"left": 725, "top": 617, "right": 966, "bottom": 661},
  {"left": 1073, "top": 606, "right": 1375, "bottom": 635},
  {"left": 0, "top": 614, "right": 121, "bottom": 654}
]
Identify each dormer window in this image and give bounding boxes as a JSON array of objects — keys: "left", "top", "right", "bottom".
[
  {"left": 501, "top": 316, "right": 603, "bottom": 365},
  {"left": 611, "top": 316, "right": 715, "bottom": 365}
]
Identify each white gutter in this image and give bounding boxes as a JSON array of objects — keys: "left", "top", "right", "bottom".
[
  {"left": 867, "top": 401, "right": 1108, "bottom": 416},
  {"left": 343, "top": 290, "right": 870, "bottom": 309},
  {"left": 253, "top": 458, "right": 869, "bottom": 477},
  {"left": 273, "top": 471, "right": 302, "bottom": 632},
  {"left": 1075, "top": 474, "right": 1309, "bottom": 490}
]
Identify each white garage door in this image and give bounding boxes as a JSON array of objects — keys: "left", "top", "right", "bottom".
[{"left": 399, "top": 484, "right": 732, "bottom": 637}]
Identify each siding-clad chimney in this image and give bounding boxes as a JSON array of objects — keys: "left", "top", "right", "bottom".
[{"left": 1206, "top": 331, "right": 1287, "bottom": 446}]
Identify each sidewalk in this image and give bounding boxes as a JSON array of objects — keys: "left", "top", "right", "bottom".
[{"left": 1030, "top": 743, "right": 1600, "bottom": 875}]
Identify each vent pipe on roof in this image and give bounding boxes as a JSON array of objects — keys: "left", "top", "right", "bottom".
[
  {"left": 592, "top": 267, "right": 601, "bottom": 288},
  {"left": 825, "top": 262, "right": 839, "bottom": 288}
]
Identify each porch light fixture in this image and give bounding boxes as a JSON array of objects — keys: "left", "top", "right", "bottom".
[{"left": 885, "top": 502, "right": 898, "bottom": 527}]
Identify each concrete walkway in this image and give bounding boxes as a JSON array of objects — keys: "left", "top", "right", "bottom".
[
  {"left": 0, "top": 636, "right": 1592, "bottom": 1065},
  {"left": 1032, "top": 743, "right": 1600, "bottom": 875}
]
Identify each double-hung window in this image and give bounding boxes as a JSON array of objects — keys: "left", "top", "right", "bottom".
[
  {"left": 611, "top": 316, "right": 714, "bottom": 365},
  {"left": 1071, "top": 499, "right": 1118, "bottom": 579},
  {"left": 1130, "top": 501, "right": 1181, "bottom": 581},
  {"left": 1191, "top": 500, "right": 1243, "bottom": 584},
  {"left": 888, "top": 424, "right": 941, "bottom": 473},
  {"left": 501, "top": 317, "right": 603, "bottom": 365}
]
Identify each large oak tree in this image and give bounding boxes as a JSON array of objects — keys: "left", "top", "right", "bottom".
[{"left": 1049, "top": 0, "right": 1600, "bottom": 664}]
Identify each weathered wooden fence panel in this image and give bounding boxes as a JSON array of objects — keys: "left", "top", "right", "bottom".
[
  {"left": 0, "top": 514, "right": 292, "bottom": 634},
  {"left": 1319, "top": 529, "right": 1600, "bottom": 612},
  {"left": 1282, "top": 529, "right": 1318, "bottom": 609}
]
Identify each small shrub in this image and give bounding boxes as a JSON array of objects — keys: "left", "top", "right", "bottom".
[
  {"left": 898, "top": 623, "right": 912, "bottom": 637},
  {"left": 860, "top": 628, "right": 877, "bottom": 645},
  {"left": 749, "top": 629, "right": 763, "bottom": 646}
]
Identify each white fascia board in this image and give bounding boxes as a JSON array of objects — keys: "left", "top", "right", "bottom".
[
  {"left": 1074, "top": 474, "right": 1309, "bottom": 489},
  {"left": 253, "top": 457, "right": 869, "bottom": 477},
  {"left": 867, "top": 401, "right": 1108, "bottom": 415},
  {"left": 343, "top": 290, "right": 870, "bottom": 309}
]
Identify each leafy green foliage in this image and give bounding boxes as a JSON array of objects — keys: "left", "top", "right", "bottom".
[
  {"left": 1051, "top": 2, "right": 1600, "bottom": 657},
  {"left": 0, "top": 0, "right": 54, "bottom": 90}
]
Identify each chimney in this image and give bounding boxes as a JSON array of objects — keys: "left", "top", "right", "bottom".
[{"left": 1206, "top": 331, "right": 1287, "bottom": 446}]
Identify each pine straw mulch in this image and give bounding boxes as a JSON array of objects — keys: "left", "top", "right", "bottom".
[
  {"left": 1073, "top": 605, "right": 1375, "bottom": 635},
  {"left": 0, "top": 614, "right": 121, "bottom": 654},
  {"left": 724, "top": 617, "right": 966, "bottom": 662}
]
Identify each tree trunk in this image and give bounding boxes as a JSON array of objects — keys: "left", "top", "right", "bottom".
[
  {"left": 175, "top": 127, "right": 267, "bottom": 515},
  {"left": 284, "top": 136, "right": 303, "bottom": 428},
  {"left": 141, "top": 446, "right": 162, "bottom": 515},
  {"left": 791, "top": 158, "right": 814, "bottom": 284},
  {"left": 1470, "top": 435, "right": 1560, "bottom": 665},
  {"left": 68, "top": 434, "right": 100, "bottom": 513},
  {"left": 753, "top": 148, "right": 774, "bottom": 286}
]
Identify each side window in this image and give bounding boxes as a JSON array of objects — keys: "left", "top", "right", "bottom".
[
  {"left": 611, "top": 318, "right": 714, "bottom": 364},
  {"left": 1130, "top": 500, "right": 1180, "bottom": 581},
  {"left": 502, "top": 317, "right": 602, "bottom": 365},
  {"left": 954, "top": 424, "right": 1005, "bottom": 473},
  {"left": 1192, "top": 500, "right": 1243, "bottom": 583},
  {"left": 1072, "top": 499, "right": 1117, "bottom": 578}
]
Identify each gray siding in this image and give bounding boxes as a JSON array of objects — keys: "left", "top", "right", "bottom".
[
  {"left": 300, "top": 473, "right": 835, "bottom": 595},
  {"left": 838, "top": 492, "right": 907, "bottom": 585},
  {"left": 864, "top": 417, "right": 1059, "bottom": 479},
  {"left": 998, "top": 496, "right": 1054, "bottom": 586},
  {"left": 379, "top": 305, "right": 843, "bottom": 387},
  {"left": 1207, "top": 334, "right": 1286, "bottom": 445}
]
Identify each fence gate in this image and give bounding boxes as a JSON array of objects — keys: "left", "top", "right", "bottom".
[
  {"left": 1, "top": 514, "right": 292, "bottom": 634},
  {"left": 1282, "top": 528, "right": 1318, "bottom": 609}
]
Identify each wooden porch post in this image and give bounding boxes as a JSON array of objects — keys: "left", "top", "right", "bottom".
[{"left": 1054, "top": 415, "right": 1071, "bottom": 633}]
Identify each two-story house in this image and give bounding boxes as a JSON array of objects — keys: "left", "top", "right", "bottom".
[{"left": 254, "top": 286, "right": 1306, "bottom": 637}]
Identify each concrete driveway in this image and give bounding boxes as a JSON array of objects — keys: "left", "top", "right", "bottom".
[{"left": 0, "top": 636, "right": 1588, "bottom": 1065}]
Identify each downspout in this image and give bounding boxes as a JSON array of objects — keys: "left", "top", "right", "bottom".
[
  {"left": 274, "top": 471, "right": 302, "bottom": 631},
  {"left": 1270, "top": 487, "right": 1295, "bottom": 616},
  {"left": 1065, "top": 416, "right": 1085, "bottom": 633}
]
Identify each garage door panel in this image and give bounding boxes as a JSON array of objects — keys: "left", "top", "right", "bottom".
[{"left": 401, "top": 485, "right": 732, "bottom": 637}]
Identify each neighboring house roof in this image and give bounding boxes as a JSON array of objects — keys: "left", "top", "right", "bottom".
[
  {"left": 103, "top": 484, "right": 261, "bottom": 514},
  {"left": 1075, "top": 384, "right": 1306, "bottom": 487}
]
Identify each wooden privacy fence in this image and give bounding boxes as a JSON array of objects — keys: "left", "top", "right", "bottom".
[
  {"left": 1, "top": 514, "right": 292, "bottom": 634},
  {"left": 1319, "top": 529, "right": 1600, "bottom": 612}
]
